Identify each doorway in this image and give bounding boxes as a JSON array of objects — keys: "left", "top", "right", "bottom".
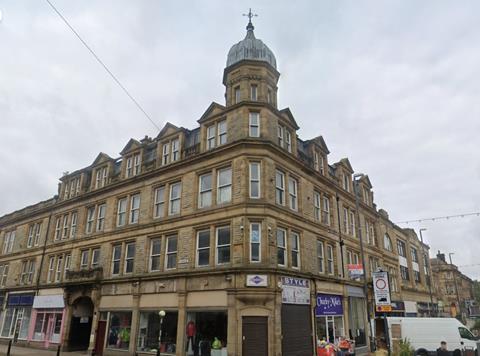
[
  {"left": 242, "top": 316, "right": 268, "bottom": 356},
  {"left": 68, "top": 297, "right": 94, "bottom": 351}
]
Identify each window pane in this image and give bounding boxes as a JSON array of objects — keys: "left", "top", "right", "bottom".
[
  {"left": 198, "top": 249, "right": 209, "bottom": 266},
  {"left": 107, "top": 312, "right": 132, "bottom": 350},
  {"left": 198, "top": 231, "right": 210, "bottom": 248},
  {"left": 217, "top": 227, "right": 230, "bottom": 246}
]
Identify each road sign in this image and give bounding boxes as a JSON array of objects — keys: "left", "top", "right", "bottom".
[
  {"left": 376, "top": 305, "right": 393, "bottom": 312},
  {"left": 373, "top": 271, "right": 391, "bottom": 307}
]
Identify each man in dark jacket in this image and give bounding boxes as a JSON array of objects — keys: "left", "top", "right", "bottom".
[{"left": 436, "top": 341, "right": 449, "bottom": 356}]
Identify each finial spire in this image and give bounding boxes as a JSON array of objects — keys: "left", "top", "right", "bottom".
[{"left": 243, "top": 8, "right": 257, "bottom": 31}]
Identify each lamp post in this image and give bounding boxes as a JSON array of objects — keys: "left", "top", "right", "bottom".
[
  {"left": 353, "top": 174, "right": 374, "bottom": 351},
  {"left": 419, "top": 228, "right": 435, "bottom": 316},
  {"left": 448, "top": 253, "right": 462, "bottom": 320},
  {"left": 157, "top": 310, "right": 166, "bottom": 356}
]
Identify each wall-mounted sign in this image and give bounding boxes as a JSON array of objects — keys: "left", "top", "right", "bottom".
[
  {"left": 315, "top": 294, "right": 343, "bottom": 316},
  {"left": 281, "top": 277, "right": 310, "bottom": 305},
  {"left": 33, "top": 295, "right": 65, "bottom": 309},
  {"left": 347, "top": 264, "right": 364, "bottom": 279},
  {"left": 373, "top": 271, "right": 391, "bottom": 307},
  {"left": 246, "top": 274, "right": 268, "bottom": 287}
]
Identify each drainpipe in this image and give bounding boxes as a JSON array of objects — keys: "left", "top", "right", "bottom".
[{"left": 35, "top": 211, "right": 54, "bottom": 292}]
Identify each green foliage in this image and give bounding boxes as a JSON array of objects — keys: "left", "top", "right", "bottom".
[{"left": 399, "top": 338, "right": 415, "bottom": 356}]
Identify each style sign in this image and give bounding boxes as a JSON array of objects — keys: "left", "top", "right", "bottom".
[
  {"left": 281, "top": 277, "right": 310, "bottom": 305},
  {"left": 246, "top": 274, "right": 268, "bottom": 287},
  {"left": 373, "top": 271, "right": 391, "bottom": 307},
  {"left": 347, "top": 264, "right": 364, "bottom": 279},
  {"left": 315, "top": 294, "right": 343, "bottom": 316}
]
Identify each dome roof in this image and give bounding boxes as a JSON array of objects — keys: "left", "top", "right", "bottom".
[{"left": 226, "top": 21, "right": 277, "bottom": 69}]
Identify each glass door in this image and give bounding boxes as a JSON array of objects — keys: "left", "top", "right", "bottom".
[{"left": 50, "top": 314, "right": 62, "bottom": 343}]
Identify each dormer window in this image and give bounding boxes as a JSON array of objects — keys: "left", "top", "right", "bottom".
[
  {"left": 363, "top": 187, "right": 370, "bottom": 205},
  {"left": 234, "top": 86, "right": 241, "bottom": 104},
  {"left": 172, "top": 138, "right": 180, "bottom": 162},
  {"left": 342, "top": 174, "right": 350, "bottom": 192},
  {"left": 285, "top": 131, "right": 292, "bottom": 153},
  {"left": 278, "top": 125, "right": 292, "bottom": 152},
  {"left": 95, "top": 166, "right": 108, "bottom": 189},
  {"left": 64, "top": 176, "right": 81, "bottom": 199},
  {"left": 206, "top": 120, "right": 227, "bottom": 150},
  {"left": 277, "top": 126, "right": 284, "bottom": 146},
  {"left": 162, "top": 143, "right": 170, "bottom": 165},
  {"left": 250, "top": 84, "right": 257, "bottom": 101},
  {"left": 126, "top": 153, "right": 141, "bottom": 178}
]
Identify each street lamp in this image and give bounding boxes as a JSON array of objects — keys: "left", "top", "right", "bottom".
[
  {"left": 418, "top": 228, "right": 435, "bottom": 316},
  {"left": 448, "top": 253, "right": 462, "bottom": 320},
  {"left": 157, "top": 310, "right": 166, "bottom": 356}
]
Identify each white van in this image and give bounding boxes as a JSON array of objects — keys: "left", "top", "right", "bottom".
[{"left": 386, "top": 317, "right": 478, "bottom": 355}]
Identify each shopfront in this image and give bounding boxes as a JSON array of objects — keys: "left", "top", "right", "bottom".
[
  {"left": 347, "top": 286, "right": 367, "bottom": 348},
  {"left": 315, "top": 294, "right": 345, "bottom": 344},
  {"left": 185, "top": 311, "right": 228, "bottom": 356},
  {"left": 137, "top": 310, "right": 178, "bottom": 354},
  {"left": 1, "top": 293, "right": 34, "bottom": 341},
  {"left": 29, "top": 294, "right": 66, "bottom": 348},
  {"left": 281, "top": 277, "right": 313, "bottom": 356},
  {"left": 106, "top": 311, "right": 132, "bottom": 351}
]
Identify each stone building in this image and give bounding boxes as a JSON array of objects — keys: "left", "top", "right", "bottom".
[
  {"left": 0, "top": 18, "right": 434, "bottom": 356},
  {"left": 431, "top": 251, "right": 474, "bottom": 319}
]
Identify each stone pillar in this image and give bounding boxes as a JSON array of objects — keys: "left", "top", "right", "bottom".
[
  {"left": 88, "top": 287, "right": 101, "bottom": 353},
  {"left": 129, "top": 292, "right": 140, "bottom": 355},
  {"left": 62, "top": 302, "right": 73, "bottom": 350},
  {"left": 227, "top": 290, "right": 237, "bottom": 356},
  {"left": 176, "top": 291, "right": 187, "bottom": 356}
]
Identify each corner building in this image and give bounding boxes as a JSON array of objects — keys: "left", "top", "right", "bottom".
[{"left": 0, "top": 19, "right": 434, "bottom": 356}]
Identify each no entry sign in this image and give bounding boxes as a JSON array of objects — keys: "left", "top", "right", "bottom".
[{"left": 373, "top": 271, "right": 391, "bottom": 307}]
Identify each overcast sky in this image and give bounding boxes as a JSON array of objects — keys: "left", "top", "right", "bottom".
[{"left": 1, "top": 1, "right": 479, "bottom": 280}]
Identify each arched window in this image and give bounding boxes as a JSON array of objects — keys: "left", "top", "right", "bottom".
[{"left": 384, "top": 234, "right": 393, "bottom": 252}]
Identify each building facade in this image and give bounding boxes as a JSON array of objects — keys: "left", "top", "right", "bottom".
[
  {"left": 0, "top": 19, "right": 434, "bottom": 356},
  {"left": 431, "top": 251, "right": 474, "bottom": 320}
]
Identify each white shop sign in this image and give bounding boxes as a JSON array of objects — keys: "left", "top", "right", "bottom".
[
  {"left": 33, "top": 295, "right": 65, "bottom": 309},
  {"left": 246, "top": 274, "right": 268, "bottom": 287},
  {"left": 281, "top": 277, "right": 310, "bottom": 305}
]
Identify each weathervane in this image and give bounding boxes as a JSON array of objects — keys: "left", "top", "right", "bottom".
[{"left": 243, "top": 8, "right": 257, "bottom": 30}]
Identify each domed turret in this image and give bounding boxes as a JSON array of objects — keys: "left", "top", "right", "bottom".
[
  {"left": 223, "top": 11, "right": 280, "bottom": 108},
  {"left": 226, "top": 19, "right": 277, "bottom": 69}
]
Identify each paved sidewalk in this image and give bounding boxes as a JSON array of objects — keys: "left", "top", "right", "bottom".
[{"left": 0, "top": 344, "right": 89, "bottom": 356}]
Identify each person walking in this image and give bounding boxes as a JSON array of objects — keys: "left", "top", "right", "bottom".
[{"left": 436, "top": 341, "right": 449, "bottom": 356}]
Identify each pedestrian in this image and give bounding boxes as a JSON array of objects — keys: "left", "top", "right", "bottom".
[{"left": 436, "top": 341, "right": 449, "bottom": 356}]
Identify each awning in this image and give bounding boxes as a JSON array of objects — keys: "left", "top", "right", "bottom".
[{"left": 33, "top": 295, "right": 65, "bottom": 309}]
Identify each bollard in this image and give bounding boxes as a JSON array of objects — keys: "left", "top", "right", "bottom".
[
  {"left": 6, "top": 339, "right": 12, "bottom": 356},
  {"left": 156, "top": 348, "right": 160, "bottom": 356},
  {"left": 56, "top": 344, "right": 61, "bottom": 356}
]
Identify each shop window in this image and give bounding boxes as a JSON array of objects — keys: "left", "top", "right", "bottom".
[
  {"left": 107, "top": 312, "right": 132, "bottom": 350},
  {"left": 1, "top": 307, "right": 31, "bottom": 339},
  {"left": 137, "top": 311, "right": 178, "bottom": 354},
  {"left": 316, "top": 316, "right": 344, "bottom": 344},
  {"left": 33, "top": 313, "right": 62, "bottom": 343},
  {"left": 185, "top": 311, "right": 227, "bottom": 356},
  {"left": 349, "top": 297, "right": 366, "bottom": 346}
]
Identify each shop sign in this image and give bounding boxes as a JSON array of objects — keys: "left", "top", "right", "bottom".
[
  {"left": 7, "top": 293, "right": 34, "bottom": 307},
  {"left": 391, "top": 300, "right": 405, "bottom": 312},
  {"left": 246, "top": 274, "right": 268, "bottom": 287},
  {"left": 347, "top": 264, "right": 364, "bottom": 279},
  {"left": 373, "top": 271, "right": 391, "bottom": 307},
  {"left": 376, "top": 305, "right": 392, "bottom": 312},
  {"left": 33, "top": 295, "right": 65, "bottom": 309},
  {"left": 315, "top": 294, "right": 343, "bottom": 316},
  {"left": 281, "top": 277, "right": 310, "bottom": 305}
]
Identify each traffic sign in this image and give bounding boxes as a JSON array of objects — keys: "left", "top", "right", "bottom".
[{"left": 373, "top": 271, "right": 391, "bottom": 307}]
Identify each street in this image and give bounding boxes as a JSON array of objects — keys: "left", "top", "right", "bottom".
[{"left": 0, "top": 344, "right": 89, "bottom": 356}]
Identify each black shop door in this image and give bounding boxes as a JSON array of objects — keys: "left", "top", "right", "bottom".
[
  {"left": 281, "top": 304, "right": 313, "bottom": 356},
  {"left": 242, "top": 316, "right": 268, "bottom": 356}
]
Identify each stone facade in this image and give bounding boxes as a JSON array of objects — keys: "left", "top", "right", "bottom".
[{"left": 0, "top": 21, "right": 435, "bottom": 356}]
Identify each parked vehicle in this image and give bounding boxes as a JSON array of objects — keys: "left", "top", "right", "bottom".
[{"left": 386, "top": 317, "right": 478, "bottom": 355}]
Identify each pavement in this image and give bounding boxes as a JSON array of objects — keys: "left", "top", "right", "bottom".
[{"left": 0, "top": 344, "right": 90, "bottom": 356}]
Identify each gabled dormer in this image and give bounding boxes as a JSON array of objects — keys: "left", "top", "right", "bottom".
[
  {"left": 156, "top": 122, "right": 187, "bottom": 166},
  {"left": 276, "top": 108, "right": 299, "bottom": 155},
  {"left": 358, "top": 174, "right": 374, "bottom": 207},
  {"left": 59, "top": 170, "right": 86, "bottom": 200},
  {"left": 120, "top": 138, "right": 143, "bottom": 179},
  {"left": 333, "top": 158, "right": 354, "bottom": 193},
  {"left": 304, "top": 135, "right": 330, "bottom": 175},
  {"left": 89, "top": 152, "right": 115, "bottom": 191},
  {"left": 198, "top": 102, "right": 228, "bottom": 152}
]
